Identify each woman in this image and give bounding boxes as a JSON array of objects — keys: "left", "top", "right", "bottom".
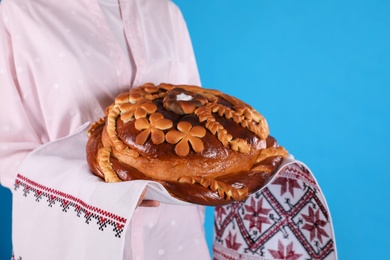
[{"left": 0, "top": 0, "right": 210, "bottom": 259}]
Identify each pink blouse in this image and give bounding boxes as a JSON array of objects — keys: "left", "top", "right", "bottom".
[{"left": 0, "top": 0, "right": 210, "bottom": 259}]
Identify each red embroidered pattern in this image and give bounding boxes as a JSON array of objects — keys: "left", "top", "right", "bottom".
[{"left": 14, "top": 174, "right": 127, "bottom": 238}]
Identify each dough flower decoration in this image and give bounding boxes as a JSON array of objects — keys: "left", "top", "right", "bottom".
[
  {"left": 166, "top": 121, "right": 206, "bottom": 156},
  {"left": 135, "top": 112, "right": 173, "bottom": 145},
  {"left": 129, "top": 83, "right": 165, "bottom": 103},
  {"left": 119, "top": 99, "right": 157, "bottom": 123}
]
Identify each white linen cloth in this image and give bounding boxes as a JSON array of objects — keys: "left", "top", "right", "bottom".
[{"left": 12, "top": 123, "right": 209, "bottom": 259}]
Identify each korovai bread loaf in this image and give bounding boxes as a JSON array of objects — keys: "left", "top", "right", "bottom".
[{"left": 86, "top": 83, "right": 288, "bottom": 206}]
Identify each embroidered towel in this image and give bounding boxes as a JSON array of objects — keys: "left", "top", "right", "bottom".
[
  {"left": 11, "top": 123, "right": 190, "bottom": 260},
  {"left": 213, "top": 156, "right": 338, "bottom": 259}
]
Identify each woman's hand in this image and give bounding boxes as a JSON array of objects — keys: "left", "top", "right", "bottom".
[{"left": 137, "top": 188, "right": 160, "bottom": 207}]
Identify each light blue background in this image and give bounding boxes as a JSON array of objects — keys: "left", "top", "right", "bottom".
[
  {"left": 1, "top": 0, "right": 390, "bottom": 259},
  {"left": 173, "top": 0, "right": 390, "bottom": 259}
]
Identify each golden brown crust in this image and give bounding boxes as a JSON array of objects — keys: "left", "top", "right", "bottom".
[{"left": 86, "top": 83, "right": 288, "bottom": 205}]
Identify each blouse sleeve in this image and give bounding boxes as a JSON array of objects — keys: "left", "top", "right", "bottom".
[
  {"left": 168, "top": 1, "right": 201, "bottom": 86},
  {"left": 0, "top": 5, "right": 44, "bottom": 189}
]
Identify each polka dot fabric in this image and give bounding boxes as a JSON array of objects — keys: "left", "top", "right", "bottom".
[{"left": 1, "top": 0, "right": 208, "bottom": 259}]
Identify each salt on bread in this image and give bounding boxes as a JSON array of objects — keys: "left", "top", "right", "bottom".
[{"left": 86, "top": 83, "right": 288, "bottom": 206}]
